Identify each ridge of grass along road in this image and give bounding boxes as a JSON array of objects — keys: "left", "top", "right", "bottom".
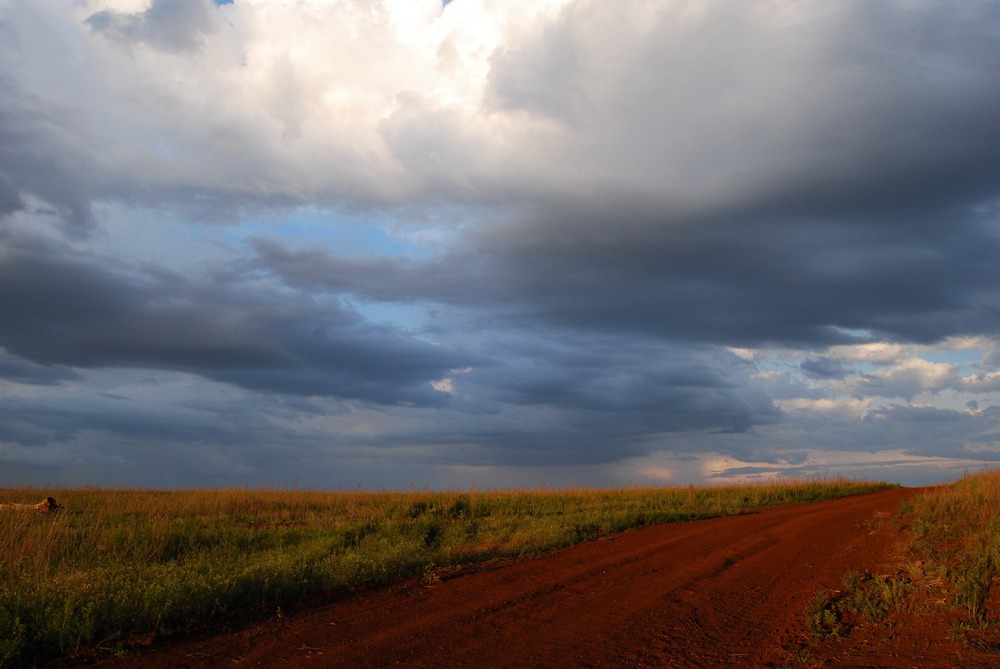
[
  {"left": 0, "top": 479, "right": 892, "bottom": 666},
  {"left": 804, "top": 470, "right": 1000, "bottom": 650}
]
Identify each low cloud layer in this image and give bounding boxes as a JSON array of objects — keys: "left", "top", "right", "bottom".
[{"left": 2, "top": 0, "right": 1000, "bottom": 488}]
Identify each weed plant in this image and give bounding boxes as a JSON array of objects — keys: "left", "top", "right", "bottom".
[
  {"left": 0, "top": 479, "right": 890, "bottom": 665},
  {"left": 902, "top": 470, "right": 1000, "bottom": 627},
  {"left": 804, "top": 470, "right": 1000, "bottom": 645}
]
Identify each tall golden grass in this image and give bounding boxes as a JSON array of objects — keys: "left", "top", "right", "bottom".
[
  {"left": 0, "top": 479, "right": 890, "bottom": 666},
  {"left": 902, "top": 469, "right": 1000, "bottom": 625},
  {"left": 804, "top": 470, "right": 1000, "bottom": 645}
]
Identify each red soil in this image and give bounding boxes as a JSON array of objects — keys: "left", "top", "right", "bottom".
[{"left": 74, "top": 488, "right": 996, "bottom": 668}]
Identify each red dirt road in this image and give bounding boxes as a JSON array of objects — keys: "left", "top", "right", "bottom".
[{"left": 89, "top": 488, "right": 927, "bottom": 668}]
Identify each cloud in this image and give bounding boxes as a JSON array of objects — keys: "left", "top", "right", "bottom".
[
  {"left": 470, "top": 338, "right": 780, "bottom": 431},
  {"left": 0, "top": 174, "right": 21, "bottom": 218},
  {"left": 0, "top": 349, "right": 81, "bottom": 386},
  {"left": 253, "top": 202, "right": 1000, "bottom": 350},
  {"left": 826, "top": 342, "right": 909, "bottom": 364},
  {"left": 847, "top": 358, "right": 961, "bottom": 401},
  {"left": 776, "top": 398, "right": 871, "bottom": 419},
  {"left": 86, "top": 0, "right": 219, "bottom": 54},
  {"left": 800, "top": 356, "right": 852, "bottom": 380},
  {"left": 0, "top": 77, "right": 100, "bottom": 233},
  {"left": 0, "top": 229, "right": 462, "bottom": 407},
  {"left": 963, "top": 371, "right": 1000, "bottom": 394},
  {"left": 478, "top": 1, "right": 1000, "bottom": 212},
  {"left": 2, "top": 0, "right": 1000, "bottom": 487}
]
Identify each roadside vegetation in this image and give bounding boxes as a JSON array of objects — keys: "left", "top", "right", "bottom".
[
  {"left": 0, "top": 479, "right": 889, "bottom": 666},
  {"left": 805, "top": 470, "right": 1000, "bottom": 650}
]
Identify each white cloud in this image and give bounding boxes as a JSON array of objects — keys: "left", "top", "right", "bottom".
[
  {"left": 962, "top": 371, "right": 1000, "bottom": 393},
  {"left": 726, "top": 347, "right": 757, "bottom": 361},
  {"left": 846, "top": 358, "right": 960, "bottom": 400},
  {"left": 827, "top": 342, "right": 907, "bottom": 364},
  {"left": 703, "top": 449, "right": 995, "bottom": 487},
  {"left": 776, "top": 397, "right": 871, "bottom": 418},
  {"left": 10, "top": 0, "right": 993, "bottom": 218},
  {"left": 431, "top": 377, "right": 454, "bottom": 394}
]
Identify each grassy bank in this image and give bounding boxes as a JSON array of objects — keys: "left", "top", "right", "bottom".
[
  {"left": 1, "top": 479, "right": 890, "bottom": 666},
  {"left": 897, "top": 470, "right": 1000, "bottom": 631},
  {"left": 805, "top": 470, "right": 1000, "bottom": 648}
]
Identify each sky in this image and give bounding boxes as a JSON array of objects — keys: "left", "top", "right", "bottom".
[{"left": 2, "top": 0, "right": 1000, "bottom": 490}]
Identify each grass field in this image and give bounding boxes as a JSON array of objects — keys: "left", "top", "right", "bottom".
[
  {"left": 0, "top": 479, "right": 891, "bottom": 665},
  {"left": 805, "top": 470, "right": 1000, "bottom": 648},
  {"left": 902, "top": 470, "right": 1000, "bottom": 627}
]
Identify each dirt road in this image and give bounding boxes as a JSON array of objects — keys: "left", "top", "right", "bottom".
[{"left": 88, "top": 488, "right": 922, "bottom": 668}]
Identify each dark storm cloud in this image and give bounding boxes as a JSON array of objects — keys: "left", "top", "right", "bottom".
[
  {"left": 254, "top": 200, "right": 1000, "bottom": 350},
  {"left": 0, "top": 349, "right": 80, "bottom": 386},
  {"left": 4, "top": 0, "right": 1000, "bottom": 487},
  {"left": 462, "top": 338, "right": 780, "bottom": 463},
  {"left": 0, "top": 406, "right": 75, "bottom": 447},
  {"left": 465, "top": 0, "right": 1000, "bottom": 348},
  {"left": 255, "top": 5, "right": 1000, "bottom": 349},
  {"left": 246, "top": 239, "right": 787, "bottom": 456},
  {"left": 856, "top": 404, "right": 1000, "bottom": 462},
  {"left": 800, "top": 357, "right": 851, "bottom": 380},
  {"left": 0, "top": 231, "right": 461, "bottom": 407},
  {"left": 0, "top": 390, "right": 298, "bottom": 449},
  {"left": 87, "top": 0, "right": 219, "bottom": 54},
  {"left": 482, "top": 1, "right": 1000, "bottom": 211},
  {"left": 0, "top": 174, "right": 22, "bottom": 218},
  {"left": 479, "top": 339, "right": 772, "bottom": 426},
  {"left": 0, "top": 77, "right": 99, "bottom": 234},
  {"left": 0, "top": 385, "right": 355, "bottom": 489}
]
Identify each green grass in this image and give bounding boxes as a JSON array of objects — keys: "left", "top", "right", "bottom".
[
  {"left": 0, "top": 479, "right": 891, "bottom": 666},
  {"left": 805, "top": 569, "right": 915, "bottom": 643},
  {"left": 803, "top": 470, "right": 1000, "bottom": 647},
  {"left": 902, "top": 470, "right": 1000, "bottom": 627}
]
